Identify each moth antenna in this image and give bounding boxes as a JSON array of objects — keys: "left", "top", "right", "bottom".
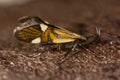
[
  {"left": 96, "top": 27, "right": 101, "bottom": 42},
  {"left": 96, "top": 27, "right": 101, "bottom": 37}
]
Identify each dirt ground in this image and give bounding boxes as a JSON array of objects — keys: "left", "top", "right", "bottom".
[{"left": 0, "top": 0, "right": 120, "bottom": 80}]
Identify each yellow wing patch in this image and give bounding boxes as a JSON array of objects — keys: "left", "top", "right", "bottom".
[
  {"left": 50, "top": 29, "right": 77, "bottom": 43},
  {"left": 50, "top": 34, "right": 75, "bottom": 43},
  {"left": 41, "top": 27, "right": 51, "bottom": 43}
]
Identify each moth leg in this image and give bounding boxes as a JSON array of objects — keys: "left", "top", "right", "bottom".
[
  {"left": 59, "top": 39, "right": 79, "bottom": 64},
  {"left": 56, "top": 44, "right": 63, "bottom": 51}
]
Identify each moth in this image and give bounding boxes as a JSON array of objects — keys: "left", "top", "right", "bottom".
[{"left": 14, "top": 16, "right": 100, "bottom": 63}]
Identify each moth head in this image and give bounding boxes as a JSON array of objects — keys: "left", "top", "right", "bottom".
[{"left": 80, "top": 28, "right": 101, "bottom": 46}]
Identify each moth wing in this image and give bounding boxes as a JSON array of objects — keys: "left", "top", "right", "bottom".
[
  {"left": 51, "top": 25, "right": 86, "bottom": 40},
  {"left": 50, "top": 33, "right": 75, "bottom": 43},
  {"left": 14, "top": 16, "right": 48, "bottom": 43},
  {"left": 14, "top": 25, "right": 42, "bottom": 43},
  {"left": 45, "top": 24, "right": 86, "bottom": 43}
]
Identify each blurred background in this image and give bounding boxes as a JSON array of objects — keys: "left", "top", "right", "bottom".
[
  {"left": 0, "top": 0, "right": 120, "bottom": 47},
  {"left": 0, "top": 0, "right": 120, "bottom": 80}
]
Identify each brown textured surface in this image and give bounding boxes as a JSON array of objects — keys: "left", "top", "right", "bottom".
[{"left": 0, "top": 0, "right": 120, "bottom": 80}]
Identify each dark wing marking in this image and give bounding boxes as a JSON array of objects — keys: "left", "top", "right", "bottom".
[{"left": 14, "top": 25, "right": 42, "bottom": 43}]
